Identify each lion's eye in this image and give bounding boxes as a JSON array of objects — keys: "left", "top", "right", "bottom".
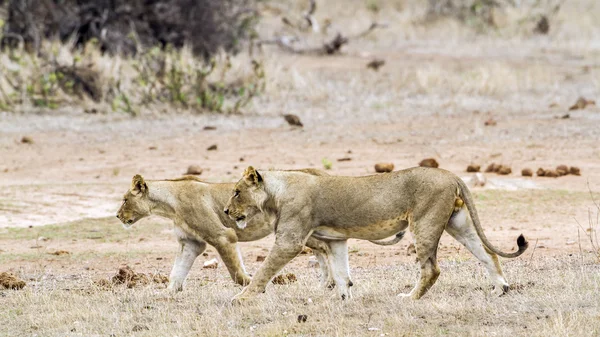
[{"left": 234, "top": 190, "right": 240, "bottom": 198}]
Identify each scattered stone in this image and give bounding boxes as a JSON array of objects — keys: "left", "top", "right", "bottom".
[
  {"left": 337, "top": 157, "right": 352, "bottom": 162},
  {"left": 366, "top": 59, "right": 385, "bottom": 71},
  {"left": 297, "top": 314, "right": 308, "bottom": 323},
  {"left": 272, "top": 273, "right": 297, "bottom": 285},
  {"left": 521, "top": 168, "right": 533, "bottom": 177},
  {"left": 203, "top": 126, "right": 217, "bottom": 130},
  {"left": 472, "top": 173, "right": 487, "bottom": 187},
  {"left": 283, "top": 114, "right": 303, "bottom": 127},
  {"left": 497, "top": 166, "right": 512, "bottom": 175},
  {"left": 0, "top": 272, "right": 26, "bottom": 290},
  {"left": 419, "top": 158, "right": 439, "bottom": 168},
  {"left": 466, "top": 164, "right": 480, "bottom": 173},
  {"left": 256, "top": 255, "right": 266, "bottom": 262},
  {"left": 21, "top": 136, "right": 34, "bottom": 144},
  {"left": 374, "top": 163, "right": 394, "bottom": 173},
  {"left": 148, "top": 146, "right": 157, "bottom": 150},
  {"left": 484, "top": 118, "right": 497, "bottom": 126},
  {"left": 186, "top": 165, "right": 203, "bottom": 175},
  {"left": 239, "top": 157, "right": 245, "bottom": 162},
  {"left": 569, "top": 97, "right": 595, "bottom": 111},
  {"left": 569, "top": 166, "right": 581, "bottom": 176},
  {"left": 544, "top": 170, "right": 559, "bottom": 178},
  {"left": 206, "top": 144, "right": 218, "bottom": 151},
  {"left": 37, "top": 236, "right": 49, "bottom": 242},
  {"left": 536, "top": 168, "right": 546, "bottom": 177},
  {"left": 406, "top": 243, "right": 416, "bottom": 256},
  {"left": 559, "top": 114, "right": 570, "bottom": 119},
  {"left": 203, "top": 258, "right": 219, "bottom": 269},
  {"left": 48, "top": 250, "right": 71, "bottom": 256}
]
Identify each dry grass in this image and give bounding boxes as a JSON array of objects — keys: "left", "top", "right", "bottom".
[{"left": 1, "top": 256, "right": 599, "bottom": 336}]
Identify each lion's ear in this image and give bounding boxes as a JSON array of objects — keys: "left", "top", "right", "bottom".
[
  {"left": 131, "top": 174, "right": 148, "bottom": 195},
  {"left": 243, "top": 166, "right": 262, "bottom": 185}
]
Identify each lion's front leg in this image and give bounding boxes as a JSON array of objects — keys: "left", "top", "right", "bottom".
[
  {"left": 232, "top": 223, "right": 310, "bottom": 303},
  {"left": 305, "top": 236, "right": 335, "bottom": 289},
  {"left": 212, "top": 236, "right": 252, "bottom": 286},
  {"left": 168, "top": 239, "right": 206, "bottom": 291}
]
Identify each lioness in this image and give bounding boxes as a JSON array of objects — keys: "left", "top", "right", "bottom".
[
  {"left": 225, "top": 166, "right": 528, "bottom": 302},
  {"left": 116, "top": 172, "right": 400, "bottom": 291}
]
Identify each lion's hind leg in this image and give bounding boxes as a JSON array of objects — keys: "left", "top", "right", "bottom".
[
  {"left": 446, "top": 207, "right": 509, "bottom": 296},
  {"left": 398, "top": 213, "right": 445, "bottom": 300}
]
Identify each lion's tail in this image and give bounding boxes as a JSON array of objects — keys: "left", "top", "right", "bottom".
[
  {"left": 456, "top": 178, "right": 528, "bottom": 258},
  {"left": 368, "top": 231, "right": 405, "bottom": 246}
]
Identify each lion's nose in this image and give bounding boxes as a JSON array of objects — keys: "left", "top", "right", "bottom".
[
  {"left": 224, "top": 208, "right": 229, "bottom": 215},
  {"left": 116, "top": 215, "right": 120, "bottom": 219}
]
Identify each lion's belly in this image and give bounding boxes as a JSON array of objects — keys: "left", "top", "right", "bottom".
[{"left": 313, "top": 216, "right": 409, "bottom": 241}]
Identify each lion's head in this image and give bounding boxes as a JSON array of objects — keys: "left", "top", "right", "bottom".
[
  {"left": 224, "top": 166, "right": 267, "bottom": 229},
  {"left": 116, "top": 174, "right": 152, "bottom": 228}
]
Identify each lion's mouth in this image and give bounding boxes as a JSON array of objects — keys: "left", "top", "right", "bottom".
[{"left": 235, "top": 216, "right": 247, "bottom": 229}]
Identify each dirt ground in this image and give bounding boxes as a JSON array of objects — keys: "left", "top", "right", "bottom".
[{"left": 1, "top": 1, "right": 600, "bottom": 336}]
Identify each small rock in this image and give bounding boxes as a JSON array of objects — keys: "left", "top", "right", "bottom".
[
  {"left": 569, "top": 166, "right": 581, "bottom": 176},
  {"left": 466, "top": 164, "right": 480, "bottom": 173},
  {"left": 375, "top": 163, "right": 394, "bottom": 173},
  {"left": 21, "top": 136, "right": 34, "bottom": 144},
  {"left": 536, "top": 168, "right": 546, "bottom": 177},
  {"left": 203, "top": 258, "right": 219, "bottom": 269},
  {"left": 297, "top": 314, "right": 308, "bottom": 323},
  {"left": 37, "top": 236, "right": 49, "bottom": 242},
  {"left": 207, "top": 144, "right": 218, "bottom": 151},
  {"left": 203, "top": 126, "right": 217, "bottom": 130},
  {"left": 521, "top": 168, "right": 533, "bottom": 177},
  {"left": 256, "top": 255, "right": 266, "bottom": 262},
  {"left": 186, "top": 165, "right": 203, "bottom": 175},
  {"left": 534, "top": 15, "right": 549, "bottom": 34},
  {"left": 472, "top": 173, "right": 487, "bottom": 187},
  {"left": 148, "top": 146, "right": 157, "bottom": 150},
  {"left": 407, "top": 243, "right": 416, "bottom": 256},
  {"left": 497, "top": 166, "right": 512, "bottom": 175},
  {"left": 366, "top": 59, "right": 385, "bottom": 71},
  {"left": 239, "top": 157, "right": 245, "bottom": 162},
  {"left": 283, "top": 114, "right": 303, "bottom": 127},
  {"left": 337, "top": 157, "right": 352, "bottom": 162},
  {"left": 556, "top": 165, "right": 569, "bottom": 176},
  {"left": 419, "top": 158, "right": 439, "bottom": 168},
  {"left": 272, "top": 273, "right": 297, "bottom": 285},
  {"left": 484, "top": 118, "right": 497, "bottom": 126}
]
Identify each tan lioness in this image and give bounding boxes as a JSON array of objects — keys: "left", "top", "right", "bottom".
[
  {"left": 116, "top": 173, "right": 401, "bottom": 292},
  {"left": 225, "top": 166, "right": 528, "bottom": 302}
]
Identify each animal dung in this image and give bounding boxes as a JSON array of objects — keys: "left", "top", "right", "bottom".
[
  {"left": 521, "top": 168, "right": 533, "bottom": 177},
  {"left": 536, "top": 168, "right": 546, "bottom": 177},
  {"left": 556, "top": 165, "right": 569, "bottom": 176},
  {"left": 418, "top": 158, "right": 439, "bottom": 168},
  {"left": 272, "top": 273, "right": 297, "bottom": 285},
  {"left": 203, "top": 258, "right": 219, "bottom": 269},
  {"left": 206, "top": 144, "right": 218, "bottom": 151},
  {"left": 186, "top": 165, "right": 203, "bottom": 175},
  {"left": 569, "top": 97, "right": 595, "bottom": 111},
  {"left": 0, "top": 272, "right": 26, "bottom": 290},
  {"left": 466, "top": 164, "right": 480, "bottom": 172},
  {"left": 484, "top": 118, "right": 497, "bottom": 126},
  {"left": 544, "top": 170, "right": 559, "bottom": 178},
  {"left": 497, "top": 166, "right": 512, "bottom": 175},
  {"left": 374, "top": 163, "right": 394, "bottom": 173},
  {"left": 569, "top": 166, "right": 581, "bottom": 175},
  {"left": 485, "top": 163, "right": 500, "bottom": 173}
]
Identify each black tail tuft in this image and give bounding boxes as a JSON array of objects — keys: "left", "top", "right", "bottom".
[{"left": 517, "top": 234, "right": 528, "bottom": 250}]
